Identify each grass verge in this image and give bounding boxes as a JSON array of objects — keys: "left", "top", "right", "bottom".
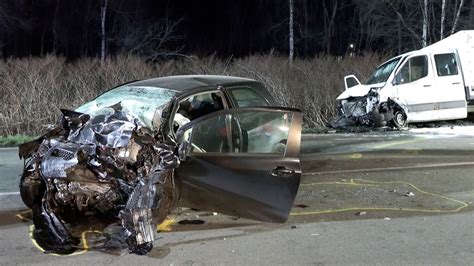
[{"left": 0, "top": 135, "right": 37, "bottom": 147}]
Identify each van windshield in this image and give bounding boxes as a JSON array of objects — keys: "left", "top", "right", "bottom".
[{"left": 366, "top": 57, "right": 402, "bottom": 85}]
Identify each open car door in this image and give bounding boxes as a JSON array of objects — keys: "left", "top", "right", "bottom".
[{"left": 175, "top": 107, "right": 302, "bottom": 223}]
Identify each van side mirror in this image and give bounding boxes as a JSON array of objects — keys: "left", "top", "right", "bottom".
[
  {"left": 344, "top": 75, "right": 361, "bottom": 90},
  {"left": 392, "top": 73, "right": 403, "bottom": 86}
]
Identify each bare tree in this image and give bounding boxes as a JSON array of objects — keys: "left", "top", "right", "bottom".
[
  {"left": 322, "top": 0, "right": 339, "bottom": 55},
  {"left": 0, "top": 0, "right": 32, "bottom": 57},
  {"left": 114, "top": 17, "right": 184, "bottom": 61},
  {"left": 387, "top": 1, "right": 423, "bottom": 46},
  {"left": 422, "top": 0, "right": 429, "bottom": 46},
  {"left": 451, "top": 0, "right": 465, "bottom": 35},
  {"left": 100, "top": 0, "right": 108, "bottom": 64},
  {"left": 471, "top": 0, "right": 474, "bottom": 26},
  {"left": 52, "top": 0, "right": 60, "bottom": 53},
  {"left": 289, "top": 0, "right": 294, "bottom": 64},
  {"left": 440, "top": 0, "right": 447, "bottom": 39}
]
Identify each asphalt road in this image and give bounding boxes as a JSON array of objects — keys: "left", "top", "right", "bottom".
[{"left": 1, "top": 126, "right": 474, "bottom": 264}]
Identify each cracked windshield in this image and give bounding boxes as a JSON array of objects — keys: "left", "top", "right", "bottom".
[{"left": 1, "top": 0, "right": 474, "bottom": 264}]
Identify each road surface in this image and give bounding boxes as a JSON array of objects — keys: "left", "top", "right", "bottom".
[{"left": 1, "top": 126, "right": 474, "bottom": 264}]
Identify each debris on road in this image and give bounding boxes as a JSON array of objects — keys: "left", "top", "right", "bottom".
[
  {"left": 405, "top": 192, "right": 415, "bottom": 197},
  {"left": 355, "top": 211, "right": 367, "bottom": 216},
  {"left": 294, "top": 204, "right": 310, "bottom": 209},
  {"left": 178, "top": 219, "right": 205, "bottom": 225}
]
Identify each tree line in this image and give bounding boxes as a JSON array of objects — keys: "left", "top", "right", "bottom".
[{"left": 0, "top": 0, "right": 473, "bottom": 60}]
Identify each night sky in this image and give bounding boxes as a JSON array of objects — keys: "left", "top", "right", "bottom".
[{"left": 0, "top": 0, "right": 472, "bottom": 59}]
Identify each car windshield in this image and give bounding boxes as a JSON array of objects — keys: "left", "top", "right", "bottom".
[
  {"left": 75, "top": 86, "right": 177, "bottom": 128},
  {"left": 366, "top": 57, "right": 402, "bottom": 85}
]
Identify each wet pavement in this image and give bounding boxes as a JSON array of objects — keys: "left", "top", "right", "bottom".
[{"left": 1, "top": 126, "right": 474, "bottom": 263}]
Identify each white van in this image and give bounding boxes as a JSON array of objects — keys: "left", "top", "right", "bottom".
[{"left": 336, "top": 30, "right": 474, "bottom": 128}]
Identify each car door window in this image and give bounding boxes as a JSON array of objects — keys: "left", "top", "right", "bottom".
[
  {"left": 228, "top": 87, "right": 269, "bottom": 107},
  {"left": 434, "top": 53, "right": 459, "bottom": 76},
  {"left": 179, "top": 110, "right": 292, "bottom": 154},
  {"left": 395, "top": 55, "right": 428, "bottom": 84},
  {"left": 173, "top": 91, "right": 224, "bottom": 133}
]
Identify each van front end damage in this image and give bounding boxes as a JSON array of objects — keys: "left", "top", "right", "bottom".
[
  {"left": 19, "top": 105, "right": 179, "bottom": 255},
  {"left": 331, "top": 89, "right": 407, "bottom": 129}
]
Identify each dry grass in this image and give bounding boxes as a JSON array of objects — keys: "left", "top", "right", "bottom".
[{"left": 0, "top": 53, "right": 383, "bottom": 135}]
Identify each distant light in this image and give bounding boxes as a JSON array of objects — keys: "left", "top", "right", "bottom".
[{"left": 349, "top": 43, "right": 354, "bottom": 49}]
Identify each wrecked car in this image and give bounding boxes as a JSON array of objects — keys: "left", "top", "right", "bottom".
[
  {"left": 18, "top": 75, "right": 302, "bottom": 255},
  {"left": 334, "top": 30, "right": 474, "bottom": 128}
]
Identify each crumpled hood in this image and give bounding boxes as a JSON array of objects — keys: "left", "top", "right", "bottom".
[{"left": 336, "top": 82, "right": 385, "bottom": 100}]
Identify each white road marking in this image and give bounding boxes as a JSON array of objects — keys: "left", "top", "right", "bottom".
[{"left": 0, "top": 192, "right": 20, "bottom": 196}]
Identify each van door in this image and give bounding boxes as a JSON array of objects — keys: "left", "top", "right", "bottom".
[
  {"left": 393, "top": 54, "right": 438, "bottom": 122},
  {"left": 431, "top": 51, "right": 467, "bottom": 120}
]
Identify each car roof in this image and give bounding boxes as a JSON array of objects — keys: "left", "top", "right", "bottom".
[{"left": 127, "top": 75, "right": 257, "bottom": 92}]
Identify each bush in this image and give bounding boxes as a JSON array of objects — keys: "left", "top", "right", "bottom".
[{"left": 0, "top": 53, "right": 383, "bottom": 136}]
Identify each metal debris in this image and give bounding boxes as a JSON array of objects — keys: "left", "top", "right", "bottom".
[
  {"left": 19, "top": 103, "right": 179, "bottom": 255},
  {"left": 330, "top": 89, "right": 406, "bottom": 130}
]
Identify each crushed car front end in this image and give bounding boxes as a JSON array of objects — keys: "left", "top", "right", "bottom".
[{"left": 19, "top": 86, "right": 180, "bottom": 255}]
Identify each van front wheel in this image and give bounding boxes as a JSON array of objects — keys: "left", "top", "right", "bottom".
[{"left": 391, "top": 110, "right": 407, "bottom": 129}]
